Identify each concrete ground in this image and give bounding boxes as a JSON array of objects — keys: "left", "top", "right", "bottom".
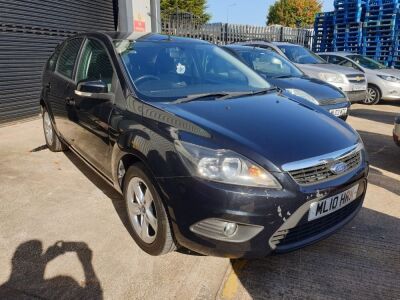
[{"left": 0, "top": 102, "right": 399, "bottom": 300}]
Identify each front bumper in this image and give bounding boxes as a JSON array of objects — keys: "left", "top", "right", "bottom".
[
  {"left": 158, "top": 162, "right": 368, "bottom": 258},
  {"left": 344, "top": 90, "right": 367, "bottom": 103},
  {"left": 319, "top": 101, "right": 351, "bottom": 120}
]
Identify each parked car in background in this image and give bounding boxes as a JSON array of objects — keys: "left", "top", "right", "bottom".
[
  {"left": 41, "top": 32, "right": 368, "bottom": 258},
  {"left": 319, "top": 52, "right": 400, "bottom": 105},
  {"left": 394, "top": 116, "right": 400, "bottom": 146},
  {"left": 223, "top": 45, "right": 351, "bottom": 120},
  {"left": 238, "top": 41, "right": 367, "bottom": 103}
]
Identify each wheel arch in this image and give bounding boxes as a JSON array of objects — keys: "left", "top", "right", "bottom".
[
  {"left": 110, "top": 142, "right": 157, "bottom": 194},
  {"left": 367, "top": 83, "right": 382, "bottom": 97}
]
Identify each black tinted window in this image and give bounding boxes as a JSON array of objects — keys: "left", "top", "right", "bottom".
[
  {"left": 76, "top": 39, "right": 114, "bottom": 91},
  {"left": 56, "top": 38, "right": 83, "bottom": 78},
  {"left": 327, "top": 55, "right": 347, "bottom": 65}
]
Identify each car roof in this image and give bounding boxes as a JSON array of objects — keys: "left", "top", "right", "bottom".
[
  {"left": 235, "top": 40, "right": 274, "bottom": 46},
  {"left": 320, "top": 52, "right": 355, "bottom": 56},
  {"left": 223, "top": 44, "right": 271, "bottom": 51},
  {"left": 98, "top": 32, "right": 211, "bottom": 44},
  {"left": 272, "top": 42, "right": 296, "bottom": 46}
]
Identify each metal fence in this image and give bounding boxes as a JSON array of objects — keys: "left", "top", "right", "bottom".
[{"left": 161, "top": 12, "right": 314, "bottom": 48}]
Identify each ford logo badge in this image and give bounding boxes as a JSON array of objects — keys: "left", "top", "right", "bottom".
[{"left": 330, "top": 162, "right": 348, "bottom": 174}]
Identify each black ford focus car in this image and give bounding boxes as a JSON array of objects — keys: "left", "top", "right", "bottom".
[
  {"left": 41, "top": 32, "right": 368, "bottom": 258},
  {"left": 222, "top": 45, "right": 351, "bottom": 120}
]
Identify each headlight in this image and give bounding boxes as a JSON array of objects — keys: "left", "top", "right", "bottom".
[
  {"left": 175, "top": 141, "right": 281, "bottom": 189},
  {"left": 377, "top": 74, "right": 400, "bottom": 82},
  {"left": 319, "top": 72, "right": 345, "bottom": 83},
  {"left": 286, "top": 88, "right": 319, "bottom": 105}
]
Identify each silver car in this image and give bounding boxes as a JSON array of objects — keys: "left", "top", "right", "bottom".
[
  {"left": 320, "top": 52, "right": 400, "bottom": 105},
  {"left": 237, "top": 41, "right": 367, "bottom": 103}
]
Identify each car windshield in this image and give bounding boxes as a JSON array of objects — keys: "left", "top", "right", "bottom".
[
  {"left": 347, "top": 55, "right": 387, "bottom": 70},
  {"left": 113, "top": 40, "right": 270, "bottom": 102},
  {"left": 232, "top": 48, "right": 303, "bottom": 78},
  {"left": 278, "top": 45, "right": 327, "bottom": 64}
]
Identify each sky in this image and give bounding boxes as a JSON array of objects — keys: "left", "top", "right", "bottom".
[{"left": 206, "top": 0, "right": 334, "bottom": 26}]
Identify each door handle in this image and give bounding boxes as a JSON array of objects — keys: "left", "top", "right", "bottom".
[
  {"left": 45, "top": 82, "right": 51, "bottom": 90},
  {"left": 65, "top": 97, "right": 75, "bottom": 106}
]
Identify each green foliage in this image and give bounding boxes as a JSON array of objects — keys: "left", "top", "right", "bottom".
[
  {"left": 267, "top": 0, "right": 322, "bottom": 27},
  {"left": 161, "top": 0, "right": 211, "bottom": 23}
]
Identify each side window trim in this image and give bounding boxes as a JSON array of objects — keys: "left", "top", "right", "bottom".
[
  {"left": 54, "top": 37, "right": 84, "bottom": 82},
  {"left": 74, "top": 37, "right": 89, "bottom": 83}
]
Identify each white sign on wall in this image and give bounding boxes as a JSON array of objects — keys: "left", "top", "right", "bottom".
[{"left": 132, "top": 0, "right": 151, "bottom": 32}]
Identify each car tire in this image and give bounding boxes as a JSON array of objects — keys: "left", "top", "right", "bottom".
[
  {"left": 363, "top": 85, "right": 381, "bottom": 105},
  {"left": 123, "top": 163, "right": 176, "bottom": 256},
  {"left": 42, "top": 108, "right": 67, "bottom": 152}
]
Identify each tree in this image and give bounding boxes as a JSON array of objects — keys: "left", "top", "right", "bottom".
[
  {"left": 161, "top": 0, "right": 211, "bottom": 23},
  {"left": 267, "top": 0, "right": 322, "bottom": 27}
]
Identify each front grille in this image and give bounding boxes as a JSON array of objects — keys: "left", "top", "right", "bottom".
[
  {"left": 289, "top": 150, "right": 361, "bottom": 185},
  {"left": 272, "top": 197, "right": 361, "bottom": 248},
  {"left": 346, "top": 74, "right": 366, "bottom": 84},
  {"left": 318, "top": 97, "right": 348, "bottom": 105}
]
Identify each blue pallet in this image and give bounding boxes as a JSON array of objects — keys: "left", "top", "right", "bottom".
[
  {"left": 313, "top": 11, "right": 335, "bottom": 52},
  {"left": 334, "top": 11, "right": 364, "bottom": 23}
]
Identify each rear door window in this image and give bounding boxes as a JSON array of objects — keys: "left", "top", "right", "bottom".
[{"left": 56, "top": 38, "right": 83, "bottom": 79}]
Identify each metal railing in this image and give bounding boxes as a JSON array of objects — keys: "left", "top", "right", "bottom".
[{"left": 161, "top": 12, "right": 314, "bottom": 48}]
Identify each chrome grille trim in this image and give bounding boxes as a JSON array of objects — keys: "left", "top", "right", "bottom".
[
  {"left": 282, "top": 143, "right": 363, "bottom": 185},
  {"left": 346, "top": 74, "right": 366, "bottom": 84}
]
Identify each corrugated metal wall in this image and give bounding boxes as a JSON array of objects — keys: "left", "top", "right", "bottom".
[{"left": 0, "top": 0, "right": 117, "bottom": 124}]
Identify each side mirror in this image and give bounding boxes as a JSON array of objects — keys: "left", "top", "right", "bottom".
[{"left": 75, "top": 80, "right": 113, "bottom": 100}]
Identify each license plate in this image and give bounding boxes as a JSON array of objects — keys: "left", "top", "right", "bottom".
[
  {"left": 352, "top": 84, "right": 366, "bottom": 91},
  {"left": 329, "top": 108, "right": 347, "bottom": 117},
  {"left": 308, "top": 184, "right": 359, "bottom": 221}
]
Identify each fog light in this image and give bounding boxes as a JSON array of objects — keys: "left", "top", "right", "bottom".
[
  {"left": 224, "top": 222, "right": 238, "bottom": 237},
  {"left": 190, "top": 218, "right": 263, "bottom": 242}
]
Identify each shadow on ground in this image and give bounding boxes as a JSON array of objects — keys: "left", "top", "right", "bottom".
[
  {"left": 350, "top": 102, "right": 400, "bottom": 125},
  {"left": 357, "top": 130, "right": 400, "bottom": 176},
  {"left": 0, "top": 240, "right": 102, "bottom": 300},
  {"left": 63, "top": 151, "right": 136, "bottom": 239},
  {"left": 231, "top": 207, "right": 400, "bottom": 299}
]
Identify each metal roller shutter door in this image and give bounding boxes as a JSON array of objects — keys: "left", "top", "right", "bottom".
[{"left": 0, "top": 0, "right": 117, "bottom": 124}]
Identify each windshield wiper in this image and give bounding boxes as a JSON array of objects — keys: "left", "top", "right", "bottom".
[
  {"left": 220, "top": 87, "right": 279, "bottom": 99},
  {"left": 273, "top": 75, "right": 293, "bottom": 79},
  {"left": 171, "top": 92, "right": 231, "bottom": 104},
  {"left": 172, "top": 88, "right": 279, "bottom": 104}
]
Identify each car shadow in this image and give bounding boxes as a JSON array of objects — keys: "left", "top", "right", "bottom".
[
  {"left": 0, "top": 240, "right": 103, "bottom": 299},
  {"left": 350, "top": 105, "right": 399, "bottom": 125},
  {"left": 63, "top": 151, "right": 136, "bottom": 239},
  {"left": 229, "top": 207, "right": 400, "bottom": 299},
  {"left": 357, "top": 130, "right": 400, "bottom": 176}
]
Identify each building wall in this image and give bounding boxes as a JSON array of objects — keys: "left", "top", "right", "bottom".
[{"left": 0, "top": 0, "right": 161, "bottom": 124}]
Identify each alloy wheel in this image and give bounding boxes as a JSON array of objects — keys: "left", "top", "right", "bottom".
[
  {"left": 365, "top": 87, "right": 377, "bottom": 104},
  {"left": 126, "top": 177, "right": 158, "bottom": 244},
  {"left": 43, "top": 111, "right": 54, "bottom": 145}
]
